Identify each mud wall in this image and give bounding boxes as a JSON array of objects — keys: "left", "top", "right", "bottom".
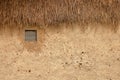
[{"left": 0, "top": 24, "right": 120, "bottom": 80}]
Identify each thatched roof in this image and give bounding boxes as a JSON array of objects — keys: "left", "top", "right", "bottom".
[{"left": 0, "top": 0, "right": 120, "bottom": 28}]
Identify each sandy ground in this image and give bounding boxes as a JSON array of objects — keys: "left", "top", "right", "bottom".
[{"left": 0, "top": 25, "right": 120, "bottom": 80}]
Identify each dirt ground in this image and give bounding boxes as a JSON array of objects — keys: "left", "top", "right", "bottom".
[{"left": 0, "top": 25, "right": 120, "bottom": 80}]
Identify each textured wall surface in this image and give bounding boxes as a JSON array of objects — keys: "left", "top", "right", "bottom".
[{"left": 0, "top": 24, "right": 120, "bottom": 80}]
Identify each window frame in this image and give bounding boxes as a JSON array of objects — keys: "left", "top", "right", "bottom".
[{"left": 25, "top": 30, "right": 37, "bottom": 41}]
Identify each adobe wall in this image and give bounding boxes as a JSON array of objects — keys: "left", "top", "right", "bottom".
[{"left": 0, "top": 24, "right": 120, "bottom": 80}]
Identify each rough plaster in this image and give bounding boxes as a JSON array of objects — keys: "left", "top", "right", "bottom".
[{"left": 0, "top": 25, "right": 120, "bottom": 80}]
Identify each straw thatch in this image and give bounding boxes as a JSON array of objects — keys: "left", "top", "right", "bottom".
[{"left": 0, "top": 0, "right": 120, "bottom": 29}]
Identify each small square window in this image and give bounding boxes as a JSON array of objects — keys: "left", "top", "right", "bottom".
[{"left": 25, "top": 30, "right": 37, "bottom": 41}]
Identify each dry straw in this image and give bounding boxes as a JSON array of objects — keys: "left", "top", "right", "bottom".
[{"left": 0, "top": 0, "right": 120, "bottom": 30}]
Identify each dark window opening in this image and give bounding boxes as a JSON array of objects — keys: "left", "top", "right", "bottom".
[{"left": 25, "top": 30, "right": 37, "bottom": 41}]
